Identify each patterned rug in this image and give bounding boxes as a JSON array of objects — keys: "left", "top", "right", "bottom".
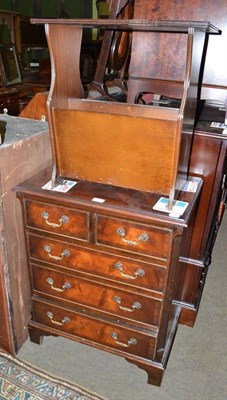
[{"left": 0, "top": 350, "right": 107, "bottom": 400}]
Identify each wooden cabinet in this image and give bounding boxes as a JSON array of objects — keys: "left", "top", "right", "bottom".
[
  {"left": 16, "top": 169, "right": 202, "bottom": 386},
  {"left": 176, "top": 111, "right": 227, "bottom": 326},
  {"left": 0, "top": 114, "right": 52, "bottom": 353},
  {"left": 130, "top": 0, "right": 227, "bottom": 104}
]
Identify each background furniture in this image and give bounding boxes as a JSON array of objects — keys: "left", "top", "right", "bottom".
[
  {"left": 176, "top": 109, "right": 227, "bottom": 325},
  {"left": 0, "top": 41, "right": 49, "bottom": 113},
  {"left": 128, "top": 0, "right": 227, "bottom": 105},
  {"left": 19, "top": 91, "right": 48, "bottom": 120},
  {"left": 0, "top": 9, "right": 20, "bottom": 47},
  {"left": 0, "top": 114, "right": 52, "bottom": 353},
  {"left": 0, "top": 87, "right": 19, "bottom": 115},
  {"left": 127, "top": 0, "right": 227, "bottom": 325}
]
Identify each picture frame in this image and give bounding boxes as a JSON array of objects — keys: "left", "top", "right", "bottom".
[{"left": 0, "top": 44, "right": 22, "bottom": 87}]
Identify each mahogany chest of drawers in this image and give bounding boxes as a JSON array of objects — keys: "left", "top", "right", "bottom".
[{"left": 15, "top": 169, "right": 202, "bottom": 385}]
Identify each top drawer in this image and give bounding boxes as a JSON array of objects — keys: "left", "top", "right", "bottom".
[
  {"left": 25, "top": 200, "right": 89, "bottom": 241},
  {"left": 96, "top": 216, "right": 172, "bottom": 259}
]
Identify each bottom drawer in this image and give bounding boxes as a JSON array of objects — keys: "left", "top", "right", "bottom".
[{"left": 32, "top": 299, "right": 156, "bottom": 359}]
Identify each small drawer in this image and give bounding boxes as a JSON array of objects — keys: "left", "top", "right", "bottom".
[
  {"left": 29, "top": 234, "right": 166, "bottom": 292},
  {"left": 32, "top": 265, "right": 162, "bottom": 327},
  {"left": 32, "top": 299, "right": 156, "bottom": 358},
  {"left": 96, "top": 216, "right": 172, "bottom": 259},
  {"left": 25, "top": 200, "right": 89, "bottom": 241}
]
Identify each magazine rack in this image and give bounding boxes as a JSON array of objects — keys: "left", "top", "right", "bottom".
[{"left": 31, "top": 18, "right": 219, "bottom": 208}]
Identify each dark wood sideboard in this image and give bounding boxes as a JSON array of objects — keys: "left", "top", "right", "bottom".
[{"left": 177, "top": 108, "right": 227, "bottom": 325}]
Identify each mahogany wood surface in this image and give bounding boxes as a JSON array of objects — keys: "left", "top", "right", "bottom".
[
  {"left": 15, "top": 167, "right": 200, "bottom": 228},
  {"left": 131, "top": 0, "right": 227, "bottom": 102},
  {"left": 15, "top": 167, "right": 202, "bottom": 385},
  {"left": 31, "top": 297, "right": 157, "bottom": 359},
  {"left": 189, "top": 134, "right": 227, "bottom": 259},
  {"left": 176, "top": 121, "right": 227, "bottom": 325},
  {"left": 19, "top": 92, "right": 48, "bottom": 120},
  {"left": 96, "top": 215, "right": 172, "bottom": 259},
  {"left": 31, "top": 265, "right": 162, "bottom": 328},
  {"left": 28, "top": 234, "right": 166, "bottom": 292},
  {"left": 25, "top": 200, "right": 89, "bottom": 240}
]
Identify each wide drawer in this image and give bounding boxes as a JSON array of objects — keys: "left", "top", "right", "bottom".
[
  {"left": 29, "top": 234, "right": 166, "bottom": 292},
  {"left": 25, "top": 200, "right": 89, "bottom": 240},
  {"left": 32, "top": 298, "right": 156, "bottom": 358},
  {"left": 31, "top": 265, "right": 162, "bottom": 327},
  {"left": 96, "top": 215, "right": 172, "bottom": 259}
]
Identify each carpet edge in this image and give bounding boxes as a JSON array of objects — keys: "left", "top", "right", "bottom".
[{"left": 0, "top": 349, "right": 108, "bottom": 400}]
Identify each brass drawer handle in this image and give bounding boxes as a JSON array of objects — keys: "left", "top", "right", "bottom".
[
  {"left": 115, "top": 227, "right": 149, "bottom": 246},
  {"left": 46, "top": 311, "right": 70, "bottom": 326},
  {"left": 111, "top": 332, "right": 138, "bottom": 348},
  {"left": 114, "top": 261, "right": 145, "bottom": 280},
  {"left": 113, "top": 296, "right": 142, "bottom": 312},
  {"left": 41, "top": 211, "right": 69, "bottom": 228},
  {"left": 46, "top": 277, "right": 72, "bottom": 292},
  {"left": 44, "top": 245, "right": 70, "bottom": 261}
]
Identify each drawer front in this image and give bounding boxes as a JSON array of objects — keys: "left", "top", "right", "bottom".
[
  {"left": 25, "top": 200, "right": 89, "bottom": 240},
  {"left": 32, "top": 299, "right": 156, "bottom": 358},
  {"left": 29, "top": 235, "right": 166, "bottom": 292},
  {"left": 97, "top": 216, "right": 172, "bottom": 259},
  {"left": 32, "top": 265, "right": 162, "bottom": 327}
]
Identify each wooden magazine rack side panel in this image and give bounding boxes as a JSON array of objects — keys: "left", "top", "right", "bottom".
[
  {"left": 52, "top": 107, "right": 178, "bottom": 194},
  {"left": 45, "top": 24, "right": 84, "bottom": 108},
  {"left": 45, "top": 23, "right": 84, "bottom": 177}
]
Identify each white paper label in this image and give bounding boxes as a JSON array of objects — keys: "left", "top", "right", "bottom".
[
  {"left": 91, "top": 197, "right": 105, "bottom": 203},
  {"left": 42, "top": 180, "right": 77, "bottom": 193}
]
